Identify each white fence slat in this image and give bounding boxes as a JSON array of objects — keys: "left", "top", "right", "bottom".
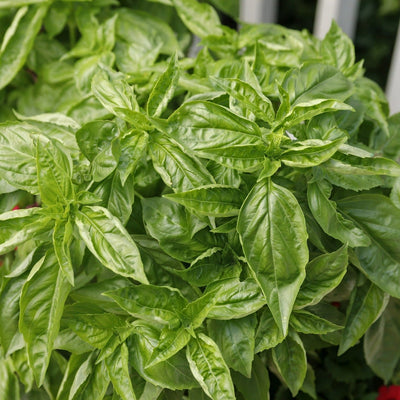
[
  {"left": 314, "top": 0, "right": 360, "bottom": 40},
  {"left": 239, "top": 0, "right": 278, "bottom": 24},
  {"left": 386, "top": 20, "right": 400, "bottom": 114}
]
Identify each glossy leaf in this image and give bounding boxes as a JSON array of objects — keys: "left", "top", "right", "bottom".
[
  {"left": 237, "top": 178, "right": 309, "bottom": 335},
  {"left": 75, "top": 206, "right": 148, "bottom": 283},
  {"left": 208, "top": 315, "right": 257, "bottom": 378},
  {"left": 295, "top": 245, "right": 348, "bottom": 308},
  {"left": 186, "top": 333, "right": 235, "bottom": 400},
  {"left": 290, "top": 310, "right": 343, "bottom": 334},
  {"left": 339, "top": 280, "right": 389, "bottom": 355},
  {"left": 19, "top": 250, "right": 71, "bottom": 386},
  {"left": 0, "top": 5, "right": 48, "bottom": 90},
  {"left": 338, "top": 195, "right": 400, "bottom": 298},
  {"left": 53, "top": 218, "right": 74, "bottom": 286},
  {"left": 272, "top": 330, "right": 307, "bottom": 397},
  {"left": 165, "top": 185, "right": 245, "bottom": 217}
]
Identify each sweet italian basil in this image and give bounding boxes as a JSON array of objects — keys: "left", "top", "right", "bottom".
[{"left": 1, "top": 1, "right": 400, "bottom": 399}]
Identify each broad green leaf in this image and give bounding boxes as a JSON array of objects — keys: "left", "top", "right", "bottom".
[
  {"left": 75, "top": 206, "right": 148, "bottom": 283},
  {"left": 76, "top": 121, "right": 119, "bottom": 182},
  {"left": 338, "top": 195, "right": 400, "bottom": 298},
  {"left": 320, "top": 21, "right": 355, "bottom": 76},
  {"left": 0, "top": 0, "right": 48, "bottom": 7},
  {"left": 0, "top": 358, "right": 20, "bottom": 400},
  {"left": 141, "top": 197, "right": 212, "bottom": 262},
  {"left": 75, "top": 359, "right": 110, "bottom": 400},
  {"left": 208, "top": 315, "right": 257, "bottom": 378},
  {"left": 91, "top": 68, "right": 139, "bottom": 118},
  {"left": 237, "top": 178, "right": 309, "bottom": 335},
  {"left": 146, "top": 326, "right": 191, "bottom": 367},
  {"left": 166, "top": 101, "right": 265, "bottom": 171},
  {"left": 254, "top": 308, "right": 284, "bottom": 353},
  {"left": 147, "top": 54, "right": 179, "bottom": 117},
  {"left": 36, "top": 136, "right": 75, "bottom": 205},
  {"left": 272, "top": 330, "right": 307, "bottom": 397},
  {"left": 276, "top": 64, "right": 353, "bottom": 128},
  {"left": 128, "top": 322, "right": 199, "bottom": 390},
  {"left": 150, "top": 133, "right": 215, "bottom": 193},
  {"left": 53, "top": 218, "right": 74, "bottom": 286},
  {"left": 105, "top": 284, "right": 187, "bottom": 326},
  {"left": 295, "top": 245, "right": 348, "bottom": 308},
  {"left": 186, "top": 333, "right": 235, "bottom": 400},
  {"left": 19, "top": 250, "right": 71, "bottom": 386},
  {"left": 166, "top": 248, "right": 241, "bottom": 287},
  {"left": 0, "top": 208, "right": 53, "bottom": 255},
  {"left": 232, "top": 355, "right": 270, "bottom": 400},
  {"left": 118, "top": 130, "right": 149, "bottom": 185},
  {"left": 338, "top": 280, "right": 389, "bottom": 355},
  {"left": 307, "top": 180, "right": 370, "bottom": 247},
  {"left": 56, "top": 353, "right": 94, "bottom": 400},
  {"left": 105, "top": 343, "right": 137, "bottom": 400},
  {"left": 0, "top": 274, "right": 26, "bottom": 354},
  {"left": 171, "top": 0, "right": 222, "bottom": 38},
  {"left": 281, "top": 137, "right": 346, "bottom": 168},
  {"left": 165, "top": 185, "right": 245, "bottom": 217},
  {"left": 0, "top": 122, "right": 38, "bottom": 193},
  {"left": 290, "top": 310, "right": 343, "bottom": 334},
  {"left": 207, "top": 278, "right": 266, "bottom": 320},
  {"left": 0, "top": 5, "right": 48, "bottom": 90},
  {"left": 93, "top": 172, "right": 135, "bottom": 225},
  {"left": 210, "top": 77, "right": 275, "bottom": 123},
  {"left": 364, "top": 299, "right": 400, "bottom": 383}
]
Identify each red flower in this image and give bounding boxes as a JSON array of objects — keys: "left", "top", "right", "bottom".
[
  {"left": 12, "top": 205, "right": 20, "bottom": 210},
  {"left": 378, "top": 385, "right": 400, "bottom": 400}
]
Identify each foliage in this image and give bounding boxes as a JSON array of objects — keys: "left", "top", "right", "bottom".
[{"left": 1, "top": 1, "right": 400, "bottom": 399}]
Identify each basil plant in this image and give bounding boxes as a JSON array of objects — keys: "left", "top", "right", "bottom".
[{"left": 1, "top": 0, "right": 400, "bottom": 399}]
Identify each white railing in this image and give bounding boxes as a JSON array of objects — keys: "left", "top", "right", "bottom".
[{"left": 239, "top": 0, "right": 400, "bottom": 114}]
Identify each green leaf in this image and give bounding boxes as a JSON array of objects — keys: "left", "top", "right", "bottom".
[
  {"left": 53, "top": 218, "right": 74, "bottom": 286},
  {"left": 186, "top": 333, "right": 235, "bottom": 400},
  {"left": 0, "top": 122, "right": 38, "bottom": 193},
  {"left": 75, "top": 206, "right": 148, "bottom": 283},
  {"left": 105, "top": 343, "right": 137, "bottom": 400},
  {"left": 277, "top": 64, "right": 353, "bottom": 128},
  {"left": 147, "top": 54, "right": 179, "bottom": 117},
  {"left": 232, "top": 355, "right": 269, "bottom": 400},
  {"left": 272, "top": 330, "right": 307, "bottom": 397},
  {"left": 91, "top": 67, "right": 139, "bottom": 118},
  {"left": 0, "top": 208, "right": 53, "bottom": 255},
  {"left": 0, "top": 5, "right": 49, "bottom": 90},
  {"left": 166, "top": 101, "right": 265, "bottom": 171},
  {"left": 36, "top": 136, "right": 75, "bottom": 206},
  {"left": 19, "top": 250, "right": 71, "bottom": 386},
  {"left": 76, "top": 121, "right": 119, "bottom": 182},
  {"left": 295, "top": 245, "right": 348, "bottom": 308},
  {"left": 364, "top": 299, "right": 400, "bottom": 383},
  {"left": 165, "top": 185, "right": 245, "bottom": 217},
  {"left": 254, "top": 308, "right": 284, "bottom": 353},
  {"left": 281, "top": 137, "right": 346, "bottom": 168},
  {"left": 290, "top": 310, "right": 343, "bottom": 334},
  {"left": 210, "top": 76, "right": 275, "bottom": 123},
  {"left": 320, "top": 21, "right": 355, "bottom": 76},
  {"left": 128, "top": 322, "right": 199, "bottom": 390},
  {"left": 171, "top": 0, "right": 222, "bottom": 38},
  {"left": 339, "top": 280, "right": 389, "bottom": 355},
  {"left": 166, "top": 248, "right": 241, "bottom": 288},
  {"left": 141, "top": 197, "right": 211, "bottom": 262},
  {"left": 208, "top": 315, "right": 257, "bottom": 378},
  {"left": 150, "top": 133, "right": 215, "bottom": 193},
  {"left": 338, "top": 195, "right": 400, "bottom": 298},
  {"left": 307, "top": 180, "right": 371, "bottom": 247},
  {"left": 207, "top": 278, "right": 266, "bottom": 320},
  {"left": 76, "top": 359, "right": 110, "bottom": 400},
  {"left": 0, "top": 358, "right": 20, "bottom": 400},
  {"left": 105, "top": 284, "right": 187, "bottom": 326},
  {"left": 237, "top": 178, "right": 309, "bottom": 335}
]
